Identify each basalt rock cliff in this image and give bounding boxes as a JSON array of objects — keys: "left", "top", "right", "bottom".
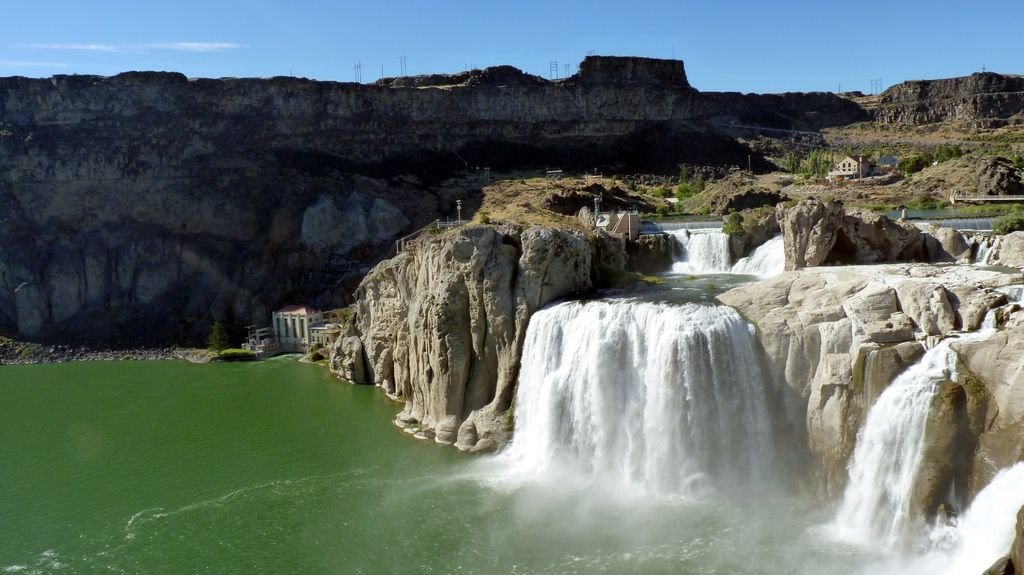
[
  {"left": 875, "top": 72, "right": 1024, "bottom": 127},
  {"left": 0, "top": 56, "right": 868, "bottom": 344}
]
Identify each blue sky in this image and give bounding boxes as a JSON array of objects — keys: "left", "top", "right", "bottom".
[{"left": 1, "top": 0, "right": 1019, "bottom": 93}]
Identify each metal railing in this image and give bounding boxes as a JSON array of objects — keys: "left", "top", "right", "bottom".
[{"left": 395, "top": 219, "right": 468, "bottom": 254}]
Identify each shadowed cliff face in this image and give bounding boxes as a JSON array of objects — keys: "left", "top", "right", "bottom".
[
  {"left": 876, "top": 72, "right": 1024, "bottom": 127},
  {"left": 0, "top": 56, "right": 868, "bottom": 344}
]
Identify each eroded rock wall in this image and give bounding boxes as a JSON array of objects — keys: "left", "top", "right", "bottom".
[
  {"left": 719, "top": 265, "right": 1023, "bottom": 500},
  {"left": 329, "top": 224, "right": 616, "bottom": 451}
]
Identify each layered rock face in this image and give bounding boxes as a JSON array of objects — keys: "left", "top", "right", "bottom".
[
  {"left": 876, "top": 72, "right": 1024, "bottom": 127},
  {"left": 719, "top": 265, "right": 1023, "bottom": 500},
  {"left": 775, "top": 199, "right": 970, "bottom": 271},
  {"left": 0, "top": 57, "right": 868, "bottom": 343},
  {"left": 329, "top": 224, "right": 616, "bottom": 451}
]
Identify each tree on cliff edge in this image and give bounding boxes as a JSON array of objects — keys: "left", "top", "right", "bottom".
[{"left": 207, "top": 321, "right": 230, "bottom": 353}]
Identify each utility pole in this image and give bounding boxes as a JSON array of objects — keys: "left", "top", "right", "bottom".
[
  {"left": 399, "top": 56, "right": 407, "bottom": 77},
  {"left": 354, "top": 62, "right": 362, "bottom": 83},
  {"left": 549, "top": 61, "right": 559, "bottom": 80},
  {"left": 456, "top": 199, "right": 463, "bottom": 223}
]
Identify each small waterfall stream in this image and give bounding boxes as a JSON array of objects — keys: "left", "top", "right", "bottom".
[
  {"left": 833, "top": 301, "right": 1015, "bottom": 548},
  {"left": 830, "top": 339, "right": 956, "bottom": 547},
  {"left": 669, "top": 231, "right": 784, "bottom": 278},
  {"left": 503, "top": 299, "right": 777, "bottom": 495}
]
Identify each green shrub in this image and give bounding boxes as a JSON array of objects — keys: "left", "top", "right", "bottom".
[
  {"left": 674, "top": 182, "right": 695, "bottom": 200},
  {"left": 722, "top": 212, "right": 745, "bottom": 236},
  {"left": 993, "top": 213, "right": 1024, "bottom": 235},
  {"left": 898, "top": 155, "right": 930, "bottom": 174},
  {"left": 905, "top": 193, "right": 946, "bottom": 211},
  {"left": 477, "top": 210, "right": 491, "bottom": 224}
]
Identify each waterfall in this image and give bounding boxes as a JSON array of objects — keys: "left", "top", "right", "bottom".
[
  {"left": 732, "top": 235, "right": 785, "bottom": 278},
  {"left": 830, "top": 340, "right": 952, "bottom": 547},
  {"left": 922, "top": 462, "right": 1024, "bottom": 574},
  {"left": 866, "top": 462, "right": 1024, "bottom": 575},
  {"left": 503, "top": 299, "right": 776, "bottom": 495},
  {"left": 833, "top": 325, "right": 1000, "bottom": 548},
  {"left": 973, "top": 235, "right": 995, "bottom": 265},
  {"left": 670, "top": 231, "right": 784, "bottom": 278},
  {"left": 670, "top": 230, "right": 732, "bottom": 274}
]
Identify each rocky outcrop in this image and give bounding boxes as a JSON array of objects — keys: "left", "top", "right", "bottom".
[
  {"left": 953, "top": 322, "right": 1024, "bottom": 497},
  {"left": 776, "top": 200, "right": 844, "bottom": 270},
  {"left": 775, "top": 200, "right": 979, "bottom": 271},
  {"left": 976, "top": 157, "right": 1024, "bottom": 196},
  {"left": 329, "top": 224, "right": 616, "bottom": 451},
  {"left": 626, "top": 234, "right": 675, "bottom": 274},
  {"left": 876, "top": 72, "right": 1024, "bottom": 128},
  {"left": 986, "top": 232, "right": 1024, "bottom": 268},
  {"left": 726, "top": 208, "right": 780, "bottom": 260},
  {"left": 719, "top": 264, "right": 1024, "bottom": 499}
]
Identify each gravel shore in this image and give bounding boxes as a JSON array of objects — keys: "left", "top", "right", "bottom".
[{"left": 0, "top": 338, "right": 211, "bottom": 365}]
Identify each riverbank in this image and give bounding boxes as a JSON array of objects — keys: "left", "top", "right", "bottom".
[{"left": 0, "top": 337, "right": 209, "bottom": 365}]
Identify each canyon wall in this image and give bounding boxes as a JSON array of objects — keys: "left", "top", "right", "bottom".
[
  {"left": 875, "top": 72, "right": 1024, "bottom": 127},
  {"left": 0, "top": 56, "right": 866, "bottom": 343}
]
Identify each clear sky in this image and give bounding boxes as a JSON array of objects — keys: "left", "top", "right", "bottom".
[{"left": 1, "top": 0, "right": 1019, "bottom": 94}]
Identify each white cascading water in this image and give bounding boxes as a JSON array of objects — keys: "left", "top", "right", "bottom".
[
  {"left": 670, "top": 230, "right": 784, "bottom": 278},
  {"left": 732, "top": 235, "right": 786, "bottom": 277},
  {"left": 830, "top": 339, "right": 953, "bottom": 547},
  {"left": 503, "top": 299, "right": 776, "bottom": 495},
  {"left": 832, "top": 323, "right": 1001, "bottom": 548},
  {"left": 865, "top": 462, "right": 1024, "bottom": 575},
  {"left": 670, "top": 230, "right": 732, "bottom": 274}
]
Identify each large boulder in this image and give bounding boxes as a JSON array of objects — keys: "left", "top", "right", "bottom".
[
  {"left": 776, "top": 199, "right": 844, "bottom": 270},
  {"left": 921, "top": 224, "right": 971, "bottom": 262},
  {"left": 330, "top": 224, "right": 613, "bottom": 451},
  {"left": 987, "top": 232, "right": 1024, "bottom": 269}
]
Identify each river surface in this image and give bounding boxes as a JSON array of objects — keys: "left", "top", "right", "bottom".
[{"left": 0, "top": 357, "right": 894, "bottom": 574}]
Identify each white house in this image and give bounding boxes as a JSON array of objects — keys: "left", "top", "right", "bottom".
[
  {"left": 827, "top": 156, "right": 875, "bottom": 181},
  {"left": 272, "top": 305, "right": 324, "bottom": 353}
]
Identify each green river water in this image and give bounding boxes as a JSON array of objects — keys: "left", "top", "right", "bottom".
[{"left": 1, "top": 358, "right": 885, "bottom": 574}]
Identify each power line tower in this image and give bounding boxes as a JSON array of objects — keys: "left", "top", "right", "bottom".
[
  {"left": 549, "top": 60, "right": 559, "bottom": 79},
  {"left": 870, "top": 78, "right": 883, "bottom": 95},
  {"left": 353, "top": 62, "right": 362, "bottom": 83},
  {"left": 399, "top": 56, "right": 407, "bottom": 77},
  {"left": 564, "top": 63, "right": 570, "bottom": 78}
]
